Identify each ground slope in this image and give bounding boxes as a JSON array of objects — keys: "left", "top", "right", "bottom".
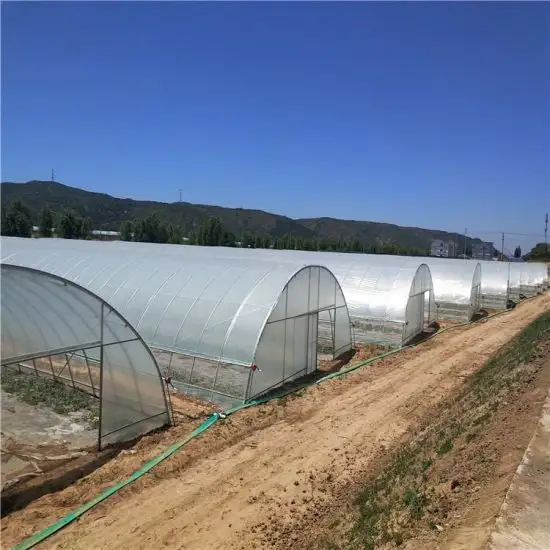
[{"left": 2, "top": 294, "right": 549, "bottom": 550}]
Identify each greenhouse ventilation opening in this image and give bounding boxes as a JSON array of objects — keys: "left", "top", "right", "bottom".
[
  {"left": 0, "top": 264, "right": 172, "bottom": 450},
  {"left": 1, "top": 237, "right": 353, "bottom": 407}
]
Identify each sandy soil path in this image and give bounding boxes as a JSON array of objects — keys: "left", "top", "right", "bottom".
[{"left": 5, "top": 294, "right": 550, "bottom": 550}]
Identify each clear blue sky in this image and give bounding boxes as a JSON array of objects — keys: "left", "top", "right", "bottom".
[{"left": 2, "top": 1, "right": 549, "bottom": 252}]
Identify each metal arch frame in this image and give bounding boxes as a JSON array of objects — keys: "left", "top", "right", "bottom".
[
  {"left": 248, "top": 264, "right": 353, "bottom": 400},
  {"left": 468, "top": 262, "right": 483, "bottom": 317},
  {"left": 401, "top": 263, "right": 436, "bottom": 345},
  {"left": 0, "top": 264, "right": 173, "bottom": 448},
  {"left": 426, "top": 260, "right": 483, "bottom": 321}
]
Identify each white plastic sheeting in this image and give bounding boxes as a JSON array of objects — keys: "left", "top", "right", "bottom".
[
  {"left": 419, "top": 259, "right": 482, "bottom": 321},
  {"left": 155, "top": 247, "right": 438, "bottom": 347},
  {"left": 0, "top": 264, "right": 171, "bottom": 449},
  {"left": 1, "top": 238, "right": 352, "bottom": 404},
  {"left": 533, "top": 262, "right": 548, "bottom": 291},
  {"left": 521, "top": 263, "right": 547, "bottom": 294},
  {"left": 509, "top": 262, "right": 540, "bottom": 298},
  {"left": 479, "top": 262, "right": 512, "bottom": 309}
]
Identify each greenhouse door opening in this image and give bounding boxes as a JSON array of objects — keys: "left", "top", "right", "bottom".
[
  {"left": 250, "top": 305, "right": 350, "bottom": 401},
  {"left": 403, "top": 290, "right": 433, "bottom": 345},
  {"left": 422, "top": 289, "right": 438, "bottom": 331}
]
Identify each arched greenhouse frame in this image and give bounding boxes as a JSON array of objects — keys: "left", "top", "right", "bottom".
[
  {"left": 1, "top": 237, "right": 353, "bottom": 406},
  {"left": 0, "top": 263, "right": 172, "bottom": 450},
  {"left": 421, "top": 259, "right": 482, "bottom": 322},
  {"left": 213, "top": 249, "right": 438, "bottom": 347}
]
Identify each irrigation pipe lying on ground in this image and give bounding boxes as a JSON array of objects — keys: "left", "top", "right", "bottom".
[{"left": 10, "top": 307, "right": 517, "bottom": 550}]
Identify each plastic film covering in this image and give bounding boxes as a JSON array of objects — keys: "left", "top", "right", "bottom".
[
  {"left": 171, "top": 247, "right": 437, "bottom": 347},
  {"left": 479, "top": 261, "right": 511, "bottom": 309},
  {"left": 419, "top": 259, "right": 482, "bottom": 321},
  {"left": 521, "top": 263, "right": 546, "bottom": 294},
  {"left": 277, "top": 252, "right": 436, "bottom": 346},
  {"left": 0, "top": 264, "right": 171, "bottom": 449},
  {"left": 250, "top": 265, "right": 350, "bottom": 399},
  {"left": 1, "top": 238, "right": 352, "bottom": 404},
  {"left": 508, "top": 262, "right": 537, "bottom": 298},
  {"left": 142, "top": 246, "right": 436, "bottom": 347},
  {"left": 533, "top": 262, "right": 548, "bottom": 290}
]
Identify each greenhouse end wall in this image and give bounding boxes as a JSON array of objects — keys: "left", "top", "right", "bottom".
[
  {"left": 318, "top": 259, "right": 436, "bottom": 348},
  {"left": 249, "top": 265, "right": 351, "bottom": 399},
  {"left": 0, "top": 264, "right": 172, "bottom": 450},
  {"left": 423, "top": 260, "right": 482, "bottom": 322},
  {"left": 480, "top": 262, "right": 511, "bottom": 309}
]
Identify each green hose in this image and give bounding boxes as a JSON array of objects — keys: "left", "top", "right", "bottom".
[{"left": 10, "top": 306, "right": 515, "bottom": 550}]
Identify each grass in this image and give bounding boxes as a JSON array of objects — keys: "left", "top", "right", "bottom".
[
  {"left": 341, "top": 310, "right": 550, "bottom": 549},
  {"left": 1, "top": 367, "right": 99, "bottom": 427}
]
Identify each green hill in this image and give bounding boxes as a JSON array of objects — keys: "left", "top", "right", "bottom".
[{"left": 1, "top": 180, "right": 481, "bottom": 250}]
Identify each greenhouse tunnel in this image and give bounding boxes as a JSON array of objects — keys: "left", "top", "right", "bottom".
[
  {"left": 81, "top": 243, "right": 438, "bottom": 348},
  {"left": 0, "top": 263, "right": 172, "bottom": 450},
  {"left": 508, "top": 262, "right": 538, "bottom": 299},
  {"left": 536, "top": 262, "right": 549, "bottom": 291},
  {"left": 1, "top": 237, "right": 353, "bottom": 406},
  {"left": 419, "top": 259, "right": 482, "bottom": 322},
  {"left": 479, "top": 261, "right": 513, "bottom": 309},
  {"left": 183, "top": 247, "right": 439, "bottom": 347},
  {"left": 521, "top": 262, "right": 546, "bottom": 295}
]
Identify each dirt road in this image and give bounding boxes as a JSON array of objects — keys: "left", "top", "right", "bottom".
[{"left": 4, "top": 294, "right": 550, "bottom": 550}]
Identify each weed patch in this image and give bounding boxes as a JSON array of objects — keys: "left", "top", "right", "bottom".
[{"left": 1, "top": 367, "right": 99, "bottom": 427}]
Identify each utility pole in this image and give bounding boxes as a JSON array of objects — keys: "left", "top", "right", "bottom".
[
  {"left": 545, "top": 213, "right": 548, "bottom": 253},
  {"left": 51, "top": 169, "right": 55, "bottom": 182},
  {"left": 179, "top": 189, "right": 182, "bottom": 203},
  {"left": 463, "top": 228, "right": 467, "bottom": 258},
  {"left": 501, "top": 232, "right": 505, "bottom": 261}
]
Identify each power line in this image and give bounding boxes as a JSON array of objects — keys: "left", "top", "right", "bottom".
[{"left": 463, "top": 231, "right": 545, "bottom": 238}]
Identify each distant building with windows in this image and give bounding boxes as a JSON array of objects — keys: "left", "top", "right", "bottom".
[
  {"left": 430, "top": 239, "right": 457, "bottom": 258},
  {"left": 472, "top": 241, "right": 495, "bottom": 260}
]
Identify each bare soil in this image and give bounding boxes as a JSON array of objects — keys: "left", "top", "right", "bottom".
[{"left": 1, "top": 294, "right": 549, "bottom": 550}]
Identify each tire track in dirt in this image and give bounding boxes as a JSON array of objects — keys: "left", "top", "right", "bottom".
[{"left": 4, "top": 295, "right": 550, "bottom": 550}]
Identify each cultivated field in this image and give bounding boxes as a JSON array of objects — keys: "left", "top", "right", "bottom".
[{"left": 2, "top": 293, "right": 550, "bottom": 550}]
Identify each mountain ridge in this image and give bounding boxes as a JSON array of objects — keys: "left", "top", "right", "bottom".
[{"left": 1, "top": 180, "right": 482, "bottom": 249}]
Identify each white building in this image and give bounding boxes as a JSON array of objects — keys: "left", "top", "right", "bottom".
[{"left": 430, "top": 239, "right": 457, "bottom": 258}]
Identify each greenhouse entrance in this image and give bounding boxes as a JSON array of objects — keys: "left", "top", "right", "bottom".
[
  {"left": 249, "top": 302, "right": 350, "bottom": 401},
  {"left": 401, "top": 287, "right": 435, "bottom": 345}
]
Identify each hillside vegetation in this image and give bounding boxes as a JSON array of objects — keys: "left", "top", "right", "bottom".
[{"left": 1, "top": 180, "right": 482, "bottom": 250}]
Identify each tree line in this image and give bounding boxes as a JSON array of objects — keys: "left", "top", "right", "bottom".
[
  {"left": 0, "top": 198, "right": 429, "bottom": 256},
  {"left": 1, "top": 200, "right": 92, "bottom": 239},
  {"left": 119, "top": 213, "right": 429, "bottom": 255}
]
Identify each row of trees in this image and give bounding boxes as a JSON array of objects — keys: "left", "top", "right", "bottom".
[
  {"left": 1, "top": 198, "right": 430, "bottom": 256},
  {"left": 524, "top": 243, "right": 550, "bottom": 262},
  {"left": 119, "top": 214, "right": 429, "bottom": 255},
  {"left": 120, "top": 215, "right": 237, "bottom": 247},
  {"left": 1, "top": 200, "right": 92, "bottom": 239}
]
